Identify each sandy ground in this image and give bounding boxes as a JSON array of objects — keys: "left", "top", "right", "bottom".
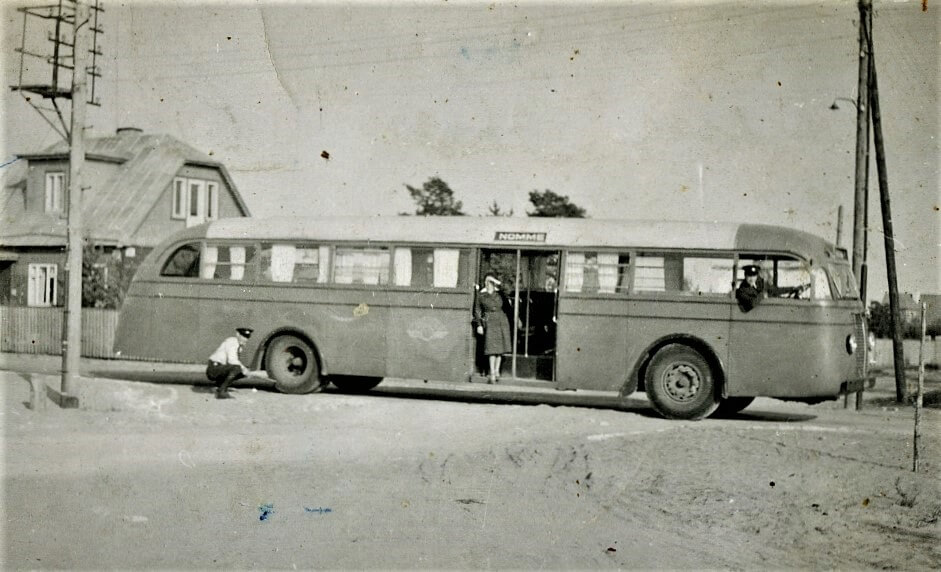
[{"left": 1, "top": 354, "right": 939, "bottom": 569}]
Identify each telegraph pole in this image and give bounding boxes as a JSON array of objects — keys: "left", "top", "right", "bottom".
[
  {"left": 12, "top": 1, "right": 103, "bottom": 405},
  {"left": 852, "top": 0, "right": 872, "bottom": 294},
  {"left": 868, "top": 32, "right": 906, "bottom": 403},
  {"left": 60, "top": 0, "right": 90, "bottom": 402}
]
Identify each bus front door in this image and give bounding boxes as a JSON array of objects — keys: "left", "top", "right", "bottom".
[{"left": 477, "top": 249, "right": 560, "bottom": 382}]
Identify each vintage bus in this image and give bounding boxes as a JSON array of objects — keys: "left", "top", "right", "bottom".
[{"left": 113, "top": 216, "right": 867, "bottom": 420}]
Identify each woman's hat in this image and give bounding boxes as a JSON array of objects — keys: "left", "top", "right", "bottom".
[
  {"left": 236, "top": 327, "right": 254, "bottom": 338},
  {"left": 484, "top": 273, "right": 501, "bottom": 286}
]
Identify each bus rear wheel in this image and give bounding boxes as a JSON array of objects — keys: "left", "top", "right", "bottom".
[
  {"left": 265, "top": 335, "right": 326, "bottom": 394},
  {"left": 330, "top": 376, "right": 383, "bottom": 393},
  {"left": 645, "top": 344, "right": 719, "bottom": 420}
]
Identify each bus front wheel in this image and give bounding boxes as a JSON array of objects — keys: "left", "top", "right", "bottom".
[
  {"left": 265, "top": 335, "right": 326, "bottom": 394},
  {"left": 645, "top": 344, "right": 719, "bottom": 420},
  {"left": 330, "top": 376, "right": 383, "bottom": 393}
]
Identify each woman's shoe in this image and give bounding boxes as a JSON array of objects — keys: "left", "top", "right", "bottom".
[{"left": 487, "top": 375, "right": 495, "bottom": 384}]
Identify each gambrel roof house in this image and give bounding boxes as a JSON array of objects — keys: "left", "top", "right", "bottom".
[
  {"left": 1, "top": 127, "right": 250, "bottom": 248},
  {"left": 0, "top": 127, "right": 250, "bottom": 307}
]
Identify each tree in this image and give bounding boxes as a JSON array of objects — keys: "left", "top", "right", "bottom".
[
  {"left": 527, "top": 189, "right": 586, "bottom": 218},
  {"left": 405, "top": 177, "right": 464, "bottom": 215},
  {"left": 82, "top": 243, "right": 122, "bottom": 309},
  {"left": 487, "top": 200, "right": 513, "bottom": 217}
]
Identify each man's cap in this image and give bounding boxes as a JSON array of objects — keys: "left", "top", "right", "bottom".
[
  {"left": 743, "top": 265, "right": 760, "bottom": 277},
  {"left": 236, "top": 327, "right": 253, "bottom": 338}
]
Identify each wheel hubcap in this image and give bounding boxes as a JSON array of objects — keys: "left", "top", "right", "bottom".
[
  {"left": 282, "top": 347, "right": 307, "bottom": 376},
  {"left": 662, "top": 364, "right": 701, "bottom": 401}
]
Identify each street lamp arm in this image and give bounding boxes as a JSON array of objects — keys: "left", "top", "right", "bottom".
[{"left": 830, "top": 96, "right": 862, "bottom": 111}]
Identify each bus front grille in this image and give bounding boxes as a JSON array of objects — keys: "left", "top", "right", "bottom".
[{"left": 855, "top": 313, "right": 867, "bottom": 377}]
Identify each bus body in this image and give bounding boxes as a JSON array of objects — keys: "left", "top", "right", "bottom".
[{"left": 114, "top": 216, "right": 866, "bottom": 419}]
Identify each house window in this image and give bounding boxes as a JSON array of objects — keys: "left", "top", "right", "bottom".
[
  {"left": 189, "top": 180, "right": 204, "bottom": 217},
  {"left": 171, "top": 177, "right": 220, "bottom": 224},
  {"left": 171, "top": 178, "right": 186, "bottom": 219},
  {"left": 206, "top": 182, "right": 219, "bottom": 220},
  {"left": 45, "top": 172, "right": 65, "bottom": 214},
  {"left": 27, "top": 263, "right": 57, "bottom": 306}
]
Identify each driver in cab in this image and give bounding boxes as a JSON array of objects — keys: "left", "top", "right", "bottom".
[{"left": 736, "top": 264, "right": 807, "bottom": 313}]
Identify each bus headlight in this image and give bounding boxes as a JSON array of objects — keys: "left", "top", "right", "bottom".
[{"left": 846, "top": 334, "right": 857, "bottom": 355}]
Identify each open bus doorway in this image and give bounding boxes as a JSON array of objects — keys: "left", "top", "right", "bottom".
[{"left": 477, "top": 249, "right": 560, "bottom": 382}]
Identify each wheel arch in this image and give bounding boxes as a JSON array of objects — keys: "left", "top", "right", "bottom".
[
  {"left": 255, "top": 327, "right": 327, "bottom": 376},
  {"left": 621, "top": 334, "right": 727, "bottom": 398}
]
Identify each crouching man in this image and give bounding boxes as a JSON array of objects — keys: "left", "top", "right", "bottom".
[{"left": 206, "top": 327, "right": 253, "bottom": 399}]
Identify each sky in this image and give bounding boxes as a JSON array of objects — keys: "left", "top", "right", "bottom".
[{"left": 1, "top": 0, "right": 938, "bottom": 302}]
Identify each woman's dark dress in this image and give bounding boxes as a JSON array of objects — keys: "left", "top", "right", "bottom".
[{"left": 475, "top": 290, "right": 512, "bottom": 356}]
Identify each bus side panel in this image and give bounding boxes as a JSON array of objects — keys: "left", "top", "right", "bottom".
[
  {"left": 728, "top": 302, "right": 857, "bottom": 397},
  {"left": 286, "top": 289, "right": 388, "bottom": 377},
  {"left": 114, "top": 282, "right": 208, "bottom": 363},
  {"left": 386, "top": 292, "right": 473, "bottom": 382},
  {"left": 622, "top": 298, "right": 732, "bottom": 388},
  {"left": 556, "top": 297, "right": 630, "bottom": 391}
]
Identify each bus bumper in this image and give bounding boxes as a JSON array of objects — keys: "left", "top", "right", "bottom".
[
  {"left": 840, "top": 375, "right": 877, "bottom": 410},
  {"left": 840, "top": 376, "right": 876, "bottom": 394}
]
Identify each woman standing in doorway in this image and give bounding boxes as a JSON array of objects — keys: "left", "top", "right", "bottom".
[{"left": 474, "top": 272, "right": 513, "bottom": 383}]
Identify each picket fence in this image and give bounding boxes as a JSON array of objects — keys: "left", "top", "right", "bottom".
[{"left": 0, "top": 305, "right": 119, "bottom": 359}]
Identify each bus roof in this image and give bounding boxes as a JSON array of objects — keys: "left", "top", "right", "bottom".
[{"left": 192, "top": 216, "right": 840, "bottom": 264}]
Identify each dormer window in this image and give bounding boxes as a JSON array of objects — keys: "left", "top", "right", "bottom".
[
  {"left": 45, "top": 172, "right": 65, "bottom": 214},
  {"left": 172, "top": 176, "right": 221, "bottom": 225}
]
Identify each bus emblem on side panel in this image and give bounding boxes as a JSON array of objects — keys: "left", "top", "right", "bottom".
[
  {"left": 407, "top": 317, "right": 449, "bottom": 342},
  {"left": 494, "top": 231, "right": 546, "bottom": 242}
]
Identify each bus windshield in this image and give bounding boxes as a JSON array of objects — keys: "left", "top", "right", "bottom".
[{"left": 827, "top": 263, "right": 859, "bottom": 300}]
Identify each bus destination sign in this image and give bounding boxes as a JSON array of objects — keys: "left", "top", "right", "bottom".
[{"left": 494, "top": 231, "right": 547, "bottom": 243}]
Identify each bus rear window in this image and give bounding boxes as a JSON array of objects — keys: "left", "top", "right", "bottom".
[{"left": 160, "top": 243, "right": 200, "bottom": 277}]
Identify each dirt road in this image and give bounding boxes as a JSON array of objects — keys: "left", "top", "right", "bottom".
[{"left": 2, "top": 361, "right": 939, "bottom": 569}]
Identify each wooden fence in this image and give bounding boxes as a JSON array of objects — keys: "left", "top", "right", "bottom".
[{"left": 0, "top": 305, "right": 119, "bottom": 358}]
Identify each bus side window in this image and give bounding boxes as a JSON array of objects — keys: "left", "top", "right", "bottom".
[
  {"left": 811, "top": 267, "right": 832, "bottom": 300},
  {"left": 564, "top": 251, "right": 629, "bottom": 293},
  {"left": 334, "top": 247, "right": 391, "bottom": 285},
  {"left": 775, "top": 258, "right": 812, "bottom": 300},
  {"left": 682, "top": 257, "right": 734, "bottom": 296},
  {"left": 201, "top": 245, "right": 256, "bottom": 281},
  {"left": 633, "top": 254, "right": 665, "bottom": 293},
  {"left": 160, "top": 243, "right": 201, "bottom": 277},
  {"left": 738, "top": 256, "right": 811, "bottom": 300},
  {"left": 393, "top": 247, "right": 465, "bottom": 288}
]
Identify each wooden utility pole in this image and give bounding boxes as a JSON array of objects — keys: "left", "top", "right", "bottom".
[
  {"left": 868, "top": 39, "right": 906, "bottom": 403},
  {"left": 913, "top": 302, "right": 926, "bottom": 472},
  {"left": 60, "top": 0, "right": 90, "bottom": 404},
  {"left": 836, "top": 204, "right": 843, "bottom": 247},
  {"left": 852, "top": 0, "right": 872, "bottom": 293}
]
